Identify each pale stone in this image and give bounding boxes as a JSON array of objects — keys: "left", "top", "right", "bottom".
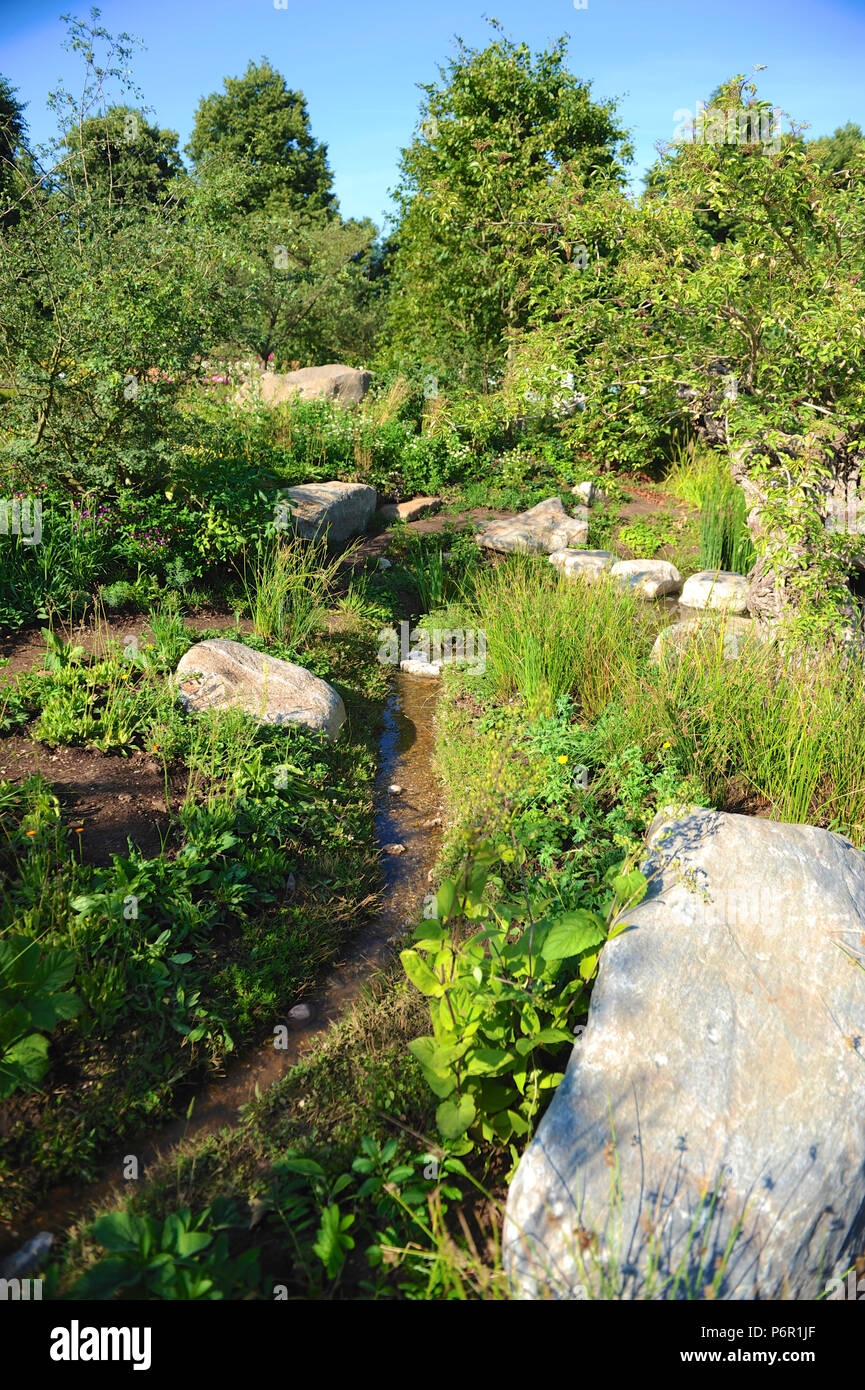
[
  {"left": 650, "top": 615, "right": 768, "bottom": 665},
  {"left": 610, "top": 558, "right": 682, "bottom": 599},
  {"left": 285, "top": 481, "right": 377, "bottom": 544},
  {"left": 476, "top": 497, "right": 589, "bottom": 555},
  {"left": 378, "top": 497, "right": 442, "bottom": 523},
  {"left": 505, "top": 808, "right": 865, "bottom": 1301},
  {"left": 239, "top": 363, "right": 371, "bottom": 408},
  {"left": 549, "top": 549, "right": 616, "bottom": 582},
  {"left": 176, "top": 639, "right": 345, "bottom": 739},
  {"left": 680, "top": 569, "right": 750, "bottom": 613}
]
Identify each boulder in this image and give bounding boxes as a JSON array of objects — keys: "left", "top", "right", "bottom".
[
  {"left": 572, "top": 481, "right": 607, "bottom": 506},
  {"left": 240, "top": 363, "right": 371, "bottom": 409},
  {"left": 378, "top": 496, "right": 442, "bottom": 524},
  {"left": 650, "top": 614, "right": 768, "bottom": 666},
  {"left": 285, "top": 481, "right": 376, "bottom": 545},
  {"left": 680, "top": 569, "right": 749, "bottom": 613},
  {"left": 549, "top": 549, "right": 616, "bottom": 582},
  {"left": 505, "top": 808, "right": 865, "bottom": 1301},
  {"left": 176, "top": 639, "right": 345, "bottom": 739},
  {"left": 610, "top": 558, "right": 682, "bottom": 599},
  {"left": 477, "top": 497, "right": 588, "bottom": 555}
]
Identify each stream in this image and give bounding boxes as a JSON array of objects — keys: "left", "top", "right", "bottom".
[{"left": 0, "top": 670, "right": 442, "bottom": 1259}]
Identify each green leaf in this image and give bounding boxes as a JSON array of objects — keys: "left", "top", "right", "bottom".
[
  {"left": 539, "top": 910, "right": 606, "bottom": 962},
  {"left": 436, "top": 1092, "right": 476, "bottom": 1139},
  {"left": 400, "top": 948, "right": 445, "bottom": 997}
]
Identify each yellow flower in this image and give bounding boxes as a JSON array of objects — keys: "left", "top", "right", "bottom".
[
  {"left": 557, "top": 755, "right": 569, "bottom": 765},
  {"left": 661, "top": 740, "right": 672, "bottom": 749}
]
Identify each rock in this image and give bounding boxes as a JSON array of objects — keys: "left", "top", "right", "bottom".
[
  {"left": 176, "top": 640, "right": 345, "bottom": 739},
  {"left": 680, "top": 569, "right": 749, "bottom": 613},
  {"left": 382, "top": 843, "right": 406, "bottom": 855},
  {"left": 0, "top": 1231, "right": 54, "bottom": 1279},
  {"left": 400, "top": 654, "right": 442, "bottom": 677},
  {"left": 240, "top": 364, "right": 371, "bottom": 408},
  {"left": 571, "top": 481, "right": 606, "bottom": 506},
  {"left": 377, "top": 557, "right": 392, "bottom": 570},
  {"left": 504, "top": 807, "right": 865, "bottom": 1301},
  {"left": 288, "top": 1003, "right": 312, "bottom": 1024},
  {"left": 285, "top": 481, "right": 377, "bottom": 545},
  {"left": 476, "top": 497, "right": 589, "bottom": 555},
  {"left": 610, "top": 558, "right": 682, "bottom": 599},
  {"left": 378, "top": 497, "right": 442, "bottom": 524},
  {"left": 650, "top": 615, "right": 768, "bottom": 666},
  {"left": 388, "top": 784, "right": 403, "bottom": 794},
  {"left": 549, "top": 549, "right": 616, "bottom": 582},
  {"left": 422, "top": 816, "right": 443, "bottom": 829}
]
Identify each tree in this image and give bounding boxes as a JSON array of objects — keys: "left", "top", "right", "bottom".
[
  {"left": 382, "top": 23, "right": 631, "bottom": 387},
  {"left": 186, "top": 60, "right": 334, "bottom": 216},
  {"left": 225, "top": 209, "right": 383, "bottom": 368},
  {"left": 513, "top": 77, "right": 865, "bottom": 640},
  {"left": 0, "top": 75, "right": 29, "bottom": 228},
  {"left": 0, "top": 14, "right": 243, "bottom": 497},
  {"left": 808, "top": 122, "right": 865, "bottom": 185},
  {"left": 53, "top": 104, "right": 184, "bottom": 211}
]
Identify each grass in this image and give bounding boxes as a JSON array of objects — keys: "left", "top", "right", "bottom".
[
  {"left": 699, "top": 474, "right": 755, "bottom": 574},
  {"left": 468, "top": 553, "right": 651, "bottom": 716},
  {"left": 238, "top": 537, "right": 346, "bottom": 649}
]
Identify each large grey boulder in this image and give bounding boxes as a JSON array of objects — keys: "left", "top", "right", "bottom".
[
  {"left": 680, "top": 569, "right": 749, "bottom": 613},
  {"left": 505, "top": 808, "right": 865, "bottom": 1300},
  {"left": 176, "top": 639, "right": 345, "bottom": 739},
  {"left": 285, "top": 481, "right": 376, "bottom": 545},
  {"left": 610, "top": 559, "right": 682, "bottom": 599},
  {"left": 477, "top": 497, "right": 588, "bottom": 555},
  {"left": 240, "top": 364, "right": 371, "bottom": 409}
]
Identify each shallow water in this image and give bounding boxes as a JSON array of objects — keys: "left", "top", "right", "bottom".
[{"left": 0, "top": 671, "right": 443, "bottom": 1256}]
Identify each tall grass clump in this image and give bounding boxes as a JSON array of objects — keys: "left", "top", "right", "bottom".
[
  {"left": 699, "top": 475, "right": 754, "bottom": 575},
  {"left": 648, "top": 629, "right": 865, "bottom": 838},
  {"left": 665, "top": 440, "right": 729, "bottom": 509},
  {"left": 470, "top": 555, "right": 651, "bottom": 716},
  {"left": 240, "top": 537, "right": 345, "bottom": 649}
]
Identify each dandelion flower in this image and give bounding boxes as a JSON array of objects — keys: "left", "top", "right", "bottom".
[{"left": 557, "top": 755, "right": 569, "bottom": 765}]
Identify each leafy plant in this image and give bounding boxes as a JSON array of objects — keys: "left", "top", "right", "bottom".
[
  {"left": 401, "top": 834, "right": 647, "bottom": 1169},
  {"left": 0, "top": 934, "right": 81, "bottom": 1100},
  {"left": 67, "top": 1202, "right": 259, "bottom": 1300}
]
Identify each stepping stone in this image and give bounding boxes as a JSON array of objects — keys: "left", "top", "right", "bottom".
[
  {"left": 549, "top": 549, "right": 616, "bottom": 582},
  {"left": 176, "top": 639, "right": 345, "bottom": 739},
  {"left": 650, "top": 615, "right": 767, "bottom": 665},
  {"left": 399, "top": 653, "right": 442, "bottom": 678},
  {"left": 610, "top": 558, "right": 682, "bottom": 599},
  {"left": 377, "top": 496, "right": 442, "bottom": 523},
  {"left": 476, "top": 496, "right": 588, "bottom": 555},
  {"left": 680, "top": 569, "right": 749, "bottom": 613},
  {"left": 284, "top": 481, "right": 377, "bottom": 544}
]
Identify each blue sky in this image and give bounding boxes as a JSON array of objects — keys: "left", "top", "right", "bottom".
[{"left": 1, "top": 0, "right": 863, "bottom": 229}]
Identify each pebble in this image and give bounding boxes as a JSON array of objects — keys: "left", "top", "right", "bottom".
[
  {"left": 388, "top": 784, "right": 403, "bottom": 794},
  {"left": 288, "top": 1003, "right": 312, "bottom": 1023},
  {"left": 383, "top": 842, "right": 406, "bottom": 855},
  {"left": 422, "top": 816, "right": 442, "bottom": 828}
]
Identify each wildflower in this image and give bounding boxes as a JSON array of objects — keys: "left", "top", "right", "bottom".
[
  {"left": 25, "top": 828, "right": 36, "bottom": 836},
  {"left": 557, "top": 754, "right": 569, "bottom": 765},
  {"left": 74, "top": 827, "right": 83, "bottom": 834},
  {"left": 661, "top": 740, "right": 672, "bottom": 750}
]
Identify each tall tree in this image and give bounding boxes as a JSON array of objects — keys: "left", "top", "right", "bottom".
[
  {"left": 382, "top": 23, "right": 631, "bottom": 387},
  {"left": 54, "top": 104, "right": 184, "bottom": 211},
  {"left": 0, "top": 75, "right": 29, "bottom": 228},
  {"left": 186, "top": 60, "right": 334, "bottom": 216}
]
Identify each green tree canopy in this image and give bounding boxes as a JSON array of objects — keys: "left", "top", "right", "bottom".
[
  {"left": 53, "top": 105, "right": 184, "bottom": 211},
  {"left": 382, "top": 24, "right": 631, "bottom": 387},
  {"left": 186, "top": 60, "right": 334, "bottom": 216}
]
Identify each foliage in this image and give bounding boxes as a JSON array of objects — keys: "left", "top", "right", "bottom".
[
  {"left": 0, "top": 933, "right": 81, "bottom": 1100},
  {"left": 383, "top": 23, "right": 631, "bottom": 385},
  {"left": 67, "top": 1202, "right": 259, "bottom": 1300}
]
